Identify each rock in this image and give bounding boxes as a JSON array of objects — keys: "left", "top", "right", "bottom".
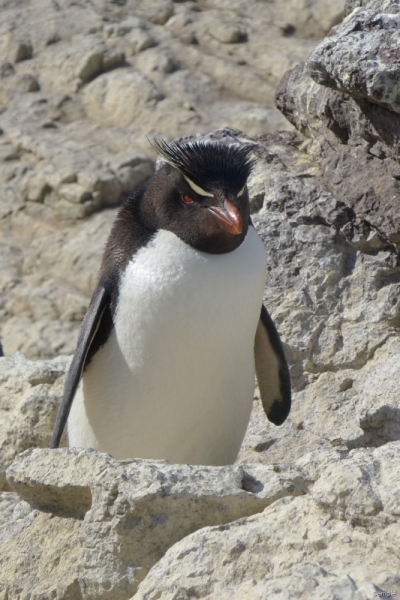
[
  {"left": 199, "top": 13, "right": 247, "bottom": 44},
  {"left": 344, "top": 0, "right": 400, "bottom": 15},
  {"left": 0, "top": 491, "right": 20, "bottom": 526},
  {"left": 307, "top": 10, "right": 400, "bottom": 114},
  {"left": 129, "top": 29, "right": 157, "bottom": 54},
  {"left": 83, "top": 70, "right": 165, "bottom": 127},
  {"left": 306, "top": 444, "right": 400, "bottom": 522},
  {"left": 1, "top": 318, "right": 78, "bottom": 363},
  {"left": 134, "top": 46, "right": 180, "bottom": 78},
  {"left": 136, "top": 443, "right": 400, "bottom": 599},
  {"left": 1, "top": 210, "right": 115, "bottom": 359},
  {"left": 13, "top": 74, "right": 40, "bottom": 94},
  {"left": 0, "top": 447, "right": 308, "bottom": 598},
  {"left": 136, "top": 1, "right": 175, "bottom": 26},
  {"left": 0, "top": 61, "right": 14, "bottom": 78},
  {"left": 277, "top": 0, "right": 344, "bottom": 38},
  {"left": 0, "top": 354, "right": 69, "bottom": 491},
  {"left": 21, "top": 171, "right": 51, "bottom": 203},
  {"left": 229, "top": 103, "right": 294, "bottom": 135},
  {"left": 1, "top": 34, "right": 34, "bottom": 64},
  {"left": 275, "top": 64, "right": 400, "bottom": 246},
  {"left": 101, "top": 48, "right": 125, "bottom": 72},
  {"left": 203, "top": 124, "right": 400, "bottom": 465},
  {"left": 39, "top": 38, "right": 107, "bottom": 94}
]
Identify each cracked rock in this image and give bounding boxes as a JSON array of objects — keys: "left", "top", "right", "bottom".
[
  {"left": 136, "top": 443, "right": 400, "bottom": 599},
  {"left": 307, "top": 10, "right": 400, "bottom": 114},
  {"left": 0, "top": 447, "right": 308, "bottom": 599}
]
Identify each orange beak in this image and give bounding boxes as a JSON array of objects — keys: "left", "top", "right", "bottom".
[{"left": 207, "top": 199, "right": 243, "bottom": 235}]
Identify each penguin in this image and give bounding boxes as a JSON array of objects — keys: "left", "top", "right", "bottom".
[{"left": 49, "top": 138, "right": 291, "bottom": 466}]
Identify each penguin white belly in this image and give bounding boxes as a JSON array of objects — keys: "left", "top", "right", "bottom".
[{"left": 68, "top": 226, "right": 266, "bottom": 465}]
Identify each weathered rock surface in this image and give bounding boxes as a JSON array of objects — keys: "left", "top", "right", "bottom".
[
  {"left": 307, "top": 10, "right": 400, "bottom": 115},
  {"left": 344, "top": 0, "right": 400, "bottom": 15},
  {"left": 0, "top": 353, "right": 68, "bottom": 491},
  {"left": 0, "top": 447, "right": 308, "bottom": 598},
  {"left": 279, "top": 77, "right": 400, "bottom": 243},
  {"left": 0, "top": 491, "right": 20, "bottom": 527},
  {"left": 135, "top": 444, "right": 400, "bottom": 600},
  {"left": 1, "top": 443, "right": 400, "bottom": 598}
]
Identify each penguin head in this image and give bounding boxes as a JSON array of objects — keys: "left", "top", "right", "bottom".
[{"left": 141, "top": 139, "right": 255, "bottom": 254}]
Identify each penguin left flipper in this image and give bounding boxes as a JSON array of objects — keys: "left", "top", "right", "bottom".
[
  {"left": 49, "top": 285, "right": 110, "bottom": 449},
  {"left": 254, "top": 304, "right": 291, "bottom": 425}
]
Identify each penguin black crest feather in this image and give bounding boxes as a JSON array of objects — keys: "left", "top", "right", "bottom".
[{"left": 152, "top": 138, "right": 256, "bottom": 193}]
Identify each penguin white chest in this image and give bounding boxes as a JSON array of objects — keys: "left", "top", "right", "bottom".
[{"left": 68, "top": 227, "right": 266, "bottom": 465}]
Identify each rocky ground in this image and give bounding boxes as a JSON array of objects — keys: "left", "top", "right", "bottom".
[{"left": 1, "top": 0, "right": 400, "bottom": 598}]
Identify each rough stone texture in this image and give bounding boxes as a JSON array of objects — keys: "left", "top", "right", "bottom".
[
  {"left": 135, "top": 444, "right": 400, "bottom": 600},
  {"left": 1, "top": 211, "right": 114, "bottom": 358},
  {"left": 307, "top": 10, "right": 400, "bottom": 114},
  {"left": 276, "top": 77, "right": 400, "bottom": 247},
  {"left": 344, "top": 0, "right": 400, "bottom": 16},
  {"left": 0, "top": 491, "right": 20, "bottom": 526},
  {"left": 0, "top": 447, "right": 308, "bottom": 599},
  {"left": 0, "top": 0, "right": 331, "bottom": 360},
  {"left": 1, "top": 444, "right": 399, "bottom": 598},
  {"left": 0, "top": 353, "right": 69, "bottom": 490}
]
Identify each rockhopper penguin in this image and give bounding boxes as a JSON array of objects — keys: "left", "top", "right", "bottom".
[{"left": 50, "top": 138, "right": 291, "bottom": 465}]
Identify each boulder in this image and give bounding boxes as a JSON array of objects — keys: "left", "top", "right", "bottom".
[
  {"left": 136, "top": 448, "right": 400, "bottom": 599},
  {"left": 307, "top": 10, "right": 400, "bottom": 114},
  {"left": 0, "top": 354, "right": 69, "bottom": 491},
  {"left": 0, "top": 447, "right": 308, "bottom": 599}
]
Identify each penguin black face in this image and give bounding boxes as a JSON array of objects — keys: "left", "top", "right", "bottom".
[{"left": 141, "top": 140, "right": 255, "bottom": 254}]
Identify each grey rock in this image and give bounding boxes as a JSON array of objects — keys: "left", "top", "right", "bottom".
[
  {"left": 0, "top": 447, "right": 308, "bottom": 598},
  {"left": 0, "top": 491, "right": 20, "bottom": 527},
  {"left": 136, "top": 443, "right": 400, "bottom": 599},
  {"left": 39, "top": 38, "right": 105, "bottom": 93},
  {"left": 345, "top": 0, "right": 400, "bottom": 16},
  {"left": 134, "top": 46, "right": 180, "bottom": 76},
  {"left": 0, "top": 353, "right": 69, "bottom": 491},
  {"left": 275, "top": 63, "right": 400, "bottom": 245},
  {"left": 13, "top": 73, "right": 40, "bottom": 93},
  {"left": 135, "top": 1, "right": 174, "bottom": 26},
  {"left": 307, "top": 10, "right": 400, "bottom": 114},
  {"left": 82, "top": 70, "right": 165, "bottom": 127},
  {"left": 5, "top": 37, "right": 33, "bottom": 64},
  {"left": 0, "top": 61, "right": 14, "bottom": 77},
  {"left": 199, "top": 12, "right": 247, "bottom": 44},
  {"left": 307, "top": 443, "right": 400, "bottom": 522},
  {"left": 279, "top": 0, "right": 344, "bottom": 39}
]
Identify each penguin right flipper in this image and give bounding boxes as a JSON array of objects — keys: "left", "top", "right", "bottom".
[
  {"left": 49, "top": 285, "right": 110, "bottom": 449},
  {"left": 254, "top": 304, "right": 291, "bottom": 426}
]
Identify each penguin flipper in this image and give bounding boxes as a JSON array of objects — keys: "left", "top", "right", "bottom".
[
  {"left": 254, "top": 304, "right": 291, "bottom": 425},
  {"left": 49, "top": 285, "right": 110, "bottom": 449}
]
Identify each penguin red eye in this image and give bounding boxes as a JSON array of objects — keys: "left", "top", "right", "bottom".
[{"left": 183, "top": 194, "right": 194, "bottom": 204}]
